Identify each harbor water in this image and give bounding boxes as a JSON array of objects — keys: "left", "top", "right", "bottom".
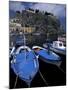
[{"left": 9, "top": 34, "right": 66, "bottom": 89}]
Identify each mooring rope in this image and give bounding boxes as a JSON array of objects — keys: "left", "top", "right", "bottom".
[
  {"left": 28, "top": 82, "right": 31, "bottom": 88},
  {"left": 57, "top": 66, "right": 66, "bottom": 74},
  {"left": 14, "top": 75, "right": 18, "bottom": 88},
  {"left": 39, "top": 70, "right": 48, "bottom": 86}
]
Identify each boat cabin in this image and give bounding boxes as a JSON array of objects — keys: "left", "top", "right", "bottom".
[{"left": 52, "top": 41, "right": 65, "bottom": 48}]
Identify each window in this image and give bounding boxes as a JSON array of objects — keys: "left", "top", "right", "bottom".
[{"left": 59, "top": 43, "right": 62, "bottom": 46}]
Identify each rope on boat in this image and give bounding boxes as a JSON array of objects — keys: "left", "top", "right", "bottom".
[
  {"left": 14, "top": 75, "right": 18, "bottom": 88},
  {"left": 27, "top": 82, "right": 31, "bottom": 88},
  {"left": 57, "top": 66, "right": 66, "bottom": 74},
  {"left": 39, "top": 70, "right": 48, "bottom": 86}
]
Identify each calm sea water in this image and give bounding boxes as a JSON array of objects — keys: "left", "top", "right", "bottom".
[
  {"left": 9, "top": 34, "right": 66, "bottom": 89},
  {"left": 10, "top": 54, "right": 66, "bottom": 89}
]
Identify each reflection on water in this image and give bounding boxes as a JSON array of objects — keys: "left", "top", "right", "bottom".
[
  {"left": 10, "top": 32, "right": 46, "bottom": 47},
  {"left": 9, "top": 32, "right": 66, "bottom": 89},
  {"left": 10, "top": 54, "right": 66, "bottom": 89}
]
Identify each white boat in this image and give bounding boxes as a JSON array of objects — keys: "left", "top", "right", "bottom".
[{"left": 50, "top": 41, "right": 66, "bottom": 55}]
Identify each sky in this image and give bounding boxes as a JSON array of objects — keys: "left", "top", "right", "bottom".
[
  {"left": 9, "top": 1, "right": 66, "bottom": 17},
  {"left": 9, "top": 1, "right": 66, "bottom": 30}
]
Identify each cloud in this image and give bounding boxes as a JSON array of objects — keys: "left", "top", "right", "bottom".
[
  {"left": 9, "top": 1, "right": 66, "bottom": 17},
  {"left": 9, "top": 1, "right": 36, "bottom": 11},
  {"left": 9, "top": 1, "right": 25, "bottom": 12},
  {"left": 31, "top": 3, "right": 66, "bottom": 17}
]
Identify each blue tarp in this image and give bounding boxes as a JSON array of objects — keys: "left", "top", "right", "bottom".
[
  {"left": 11, "top": 51, "right": 39, "bottom": 83},
  {"left": 36, "top": 49, "right": 60, "bottom": 61}
]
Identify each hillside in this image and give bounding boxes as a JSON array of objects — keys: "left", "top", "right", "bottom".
[{"left": 10, "top": 9, "right": 65, "bottom": 44}]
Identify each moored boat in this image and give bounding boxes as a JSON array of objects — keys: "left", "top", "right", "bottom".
[
  {"left": 11, "top": 46, "right": 39, "bottom": 86},
  {"left": 50, "top": 41, "right": 66, "bottom": 55},
  {"left": 32, "top": 46, "right": 61, "bottom": 66}
]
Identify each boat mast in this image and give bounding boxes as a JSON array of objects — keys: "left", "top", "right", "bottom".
[
  {"left": 47, "top": 33, "right": 50, "bottom": 54},
  {"left": 23, "top": 24, "right": 27, "bottom": 61}
]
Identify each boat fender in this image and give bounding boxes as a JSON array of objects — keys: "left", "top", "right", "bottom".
[
  {"left": 11, "top": 59, "right": 16, "bottom": 64},
  {"left": 36, "top": 55, "right": 39, "bottom": 59},
  {"left": 10, "top": 47, "right": 15, "bottom": 55}
]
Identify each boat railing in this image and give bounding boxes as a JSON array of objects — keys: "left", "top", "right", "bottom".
[{"left": 16, "top": 46, "right": 31, "bottom": 54}]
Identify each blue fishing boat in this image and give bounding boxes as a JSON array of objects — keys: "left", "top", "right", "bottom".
[
  {"left": 11, "top": 46, "right": 39, "bottom": 87},
  {"left": 32, "top": 46, "right": 61, "bottom": 66}
]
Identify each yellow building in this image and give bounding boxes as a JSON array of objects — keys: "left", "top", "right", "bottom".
[
  {"left": 21, "top": 27, "right": 35, "bottom": 33},
  {"left": 9, "top": 19, "right": 35, "bottom": 34}
]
